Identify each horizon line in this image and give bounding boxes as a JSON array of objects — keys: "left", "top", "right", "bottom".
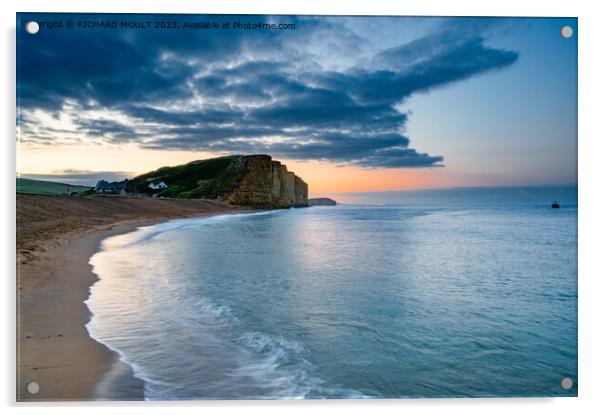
[{"left": 17, "top": 174, "right": 577, "bottom": 194}]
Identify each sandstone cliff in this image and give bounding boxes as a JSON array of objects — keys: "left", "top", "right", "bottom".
[{"left": 226, "top": 155, "right": 308, "bottom": 208}]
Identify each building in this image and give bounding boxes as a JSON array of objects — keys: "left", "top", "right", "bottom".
[
  {"left": 95, "top": 179, "right": 128, "bottom": 193},
  {"left": 148, "top": 181, "right": 168, "bottom": 190}
]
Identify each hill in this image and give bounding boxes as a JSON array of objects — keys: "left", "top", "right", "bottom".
[
  {"left": 16, "top": 178, "right": 91, "bottom": 196},
  {"left": 128, "top": 154, "right": 308, "bottom": 208},
  {"left": 127, "top": 155, "right": 246, "bottom": 199}
]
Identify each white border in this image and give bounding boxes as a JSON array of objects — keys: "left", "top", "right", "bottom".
[{"left": 3, "top": 1, "right": 601, "bottom": 414}]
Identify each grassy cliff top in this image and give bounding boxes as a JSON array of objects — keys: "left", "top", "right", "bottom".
[{"left": 127, "top": 155, "right": 246, "bottom": 199}]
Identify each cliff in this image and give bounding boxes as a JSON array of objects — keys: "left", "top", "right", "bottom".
[
  {"left": 226, "top": 155, "right": 308, "bottom": 208},
  {"left": 127, "top": 154, "right": 308, "bottom": 209}
]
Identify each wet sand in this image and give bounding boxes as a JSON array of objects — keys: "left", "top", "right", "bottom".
[{"left": 16, "top": 195, "right": 246, "bottom": 401}]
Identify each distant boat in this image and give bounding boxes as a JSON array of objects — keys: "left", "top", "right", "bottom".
[{"left": 551, "top": 201, "right": 560, "bottom": 209}]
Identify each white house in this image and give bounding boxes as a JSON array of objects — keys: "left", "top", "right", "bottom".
[{"left": 148, "top": 181, "right": 168, "bottom": 190}]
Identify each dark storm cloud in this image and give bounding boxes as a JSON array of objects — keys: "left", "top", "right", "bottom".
[
  {"left": 17, "top": 13, "right": 286, "bottom": 109},
  {"left": 122, "top": 105, "right": 246, "bottom": 126},
  {"left": 18, "top": 25, "right": 188, "bottom": 110},
  {"left": 331, "top": 38, "right": 518, "bottom": 105},
  {"left": 78, "top": 118, "right": 137, "bottom": 138},
  {"left": 17, "top": 14, "right": 518, "bottom": 168}
]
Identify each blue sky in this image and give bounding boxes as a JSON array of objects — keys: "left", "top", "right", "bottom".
[
  {"left": 403, "top": 17, "right": 577, "bottom": 185},
  {"left": 17, "top": 14, "right": 577, "bottom": 189}
]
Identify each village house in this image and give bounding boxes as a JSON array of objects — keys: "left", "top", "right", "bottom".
[
  {"left": 95, "top": 179, "right": 128, "bottom": 194},
  {"left": 148, "top": 181, "right": 168, "bottom": 190}
]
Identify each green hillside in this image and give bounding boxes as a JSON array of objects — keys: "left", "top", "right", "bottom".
[
  {"left": 16, "top": 178, "right": 91, "bottom": 195},
  {"left": 127, "top": 155, "right": 246, "bottom": 199}
]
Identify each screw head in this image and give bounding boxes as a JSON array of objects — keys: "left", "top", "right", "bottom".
[
  {"left": 560, "top": 377, "right": 573, "bottom": 390},
  {"left": 26, "top": 381, "right": 39, "bottom": 394},
  {"left": 560, "top": 26, "right": 573, "bottom": 39},
  {"left": 25, "top": 21, "right": 40, "bottom": 35}
]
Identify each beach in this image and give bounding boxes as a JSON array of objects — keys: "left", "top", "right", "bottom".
[
  {"left": 15, "top": 193, "right": 578, "bottom": 399},
  {"left": 16, "top": 194, "right": 244, "bottom": 401}
]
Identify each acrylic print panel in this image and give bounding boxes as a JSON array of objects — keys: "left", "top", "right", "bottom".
[{"left": 16, "top": 13, "right": 577, "bottom": 401}]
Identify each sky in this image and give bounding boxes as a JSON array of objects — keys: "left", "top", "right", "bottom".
[{"left": 16, "top": 14, "right": 577, "bottom": 193}]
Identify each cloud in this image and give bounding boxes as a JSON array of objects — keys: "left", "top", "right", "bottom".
[{"left": 17, "top": 14, "right": 518, "bottom": 168}]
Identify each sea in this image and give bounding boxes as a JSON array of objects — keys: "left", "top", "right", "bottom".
[{"left": 85, "top": 186, "right": 577, "bottom": 399}]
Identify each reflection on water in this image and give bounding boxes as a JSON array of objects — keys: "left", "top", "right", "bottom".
[{"left": 86, "top": 201, "right": 577, "bottom": 399}]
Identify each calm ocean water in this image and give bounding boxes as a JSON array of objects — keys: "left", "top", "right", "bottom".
[{"left": 86, "top": 187, "right": 577, "bottom": 399}]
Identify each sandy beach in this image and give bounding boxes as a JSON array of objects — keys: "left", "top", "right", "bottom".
[{"left": 16, "top": 194, "right": 245, "bottom": 401}]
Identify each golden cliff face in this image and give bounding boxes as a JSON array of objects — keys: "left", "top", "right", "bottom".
[{"left": 226, "top": 155, "right": 308, "bottom": 208}]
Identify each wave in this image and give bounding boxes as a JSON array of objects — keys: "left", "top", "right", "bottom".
[{"left": 100, "top": 210, "right": 279, "bottom": 250}]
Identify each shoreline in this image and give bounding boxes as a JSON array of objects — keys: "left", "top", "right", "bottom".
[{"left": 17, "top": 198, "right": 248, "bottom": 401}]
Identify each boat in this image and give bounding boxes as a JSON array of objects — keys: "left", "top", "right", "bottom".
[{"left": 551, "top": 201, "right": 560, "bottom": 209}]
